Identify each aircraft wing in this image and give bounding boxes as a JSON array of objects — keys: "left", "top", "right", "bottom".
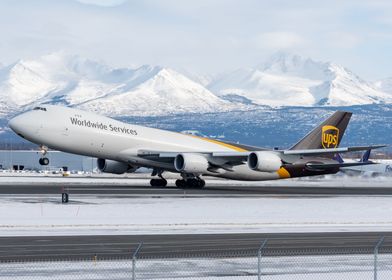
[
  {"left": 138, "top": 144, "right": 385, "bottom": 160},
  {"left": 136, "top": 144, "right": 386, "bottom": 172},
  {"left": 137, "top": 150, "right": 249, "bottom": 166}
]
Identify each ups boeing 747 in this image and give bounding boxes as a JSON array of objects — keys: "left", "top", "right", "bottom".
[{"left": 8, "top": 105, "right": 383, "bottom": 188}]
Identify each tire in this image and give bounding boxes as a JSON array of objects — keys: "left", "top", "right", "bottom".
[
  {"left": 150, "top": 179, "right": 167, "bottom": 187},
  {"left": 176, "top": 179, "right": 205, "bottom": 188},
  {"left": 175, "top": 179, "right": 186, "bottom": 188},
  {"left": 159, "top": 179, "right": 167, "bottom": 187},
  {"left": 39, "top": 158, "right": 49, "bottom": 166},
  {"left": 42, "top": 157, "right": 49, "bottom": 165},
  {"left": 188, "top": 179, "right": 198, "bottom": 189}
]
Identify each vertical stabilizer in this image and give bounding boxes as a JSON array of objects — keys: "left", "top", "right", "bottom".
[{"left": 290, "top": 111, "right": 352, "bottom": 150}]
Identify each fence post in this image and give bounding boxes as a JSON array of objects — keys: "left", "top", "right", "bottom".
[
  {"left": 132, "top": 242, "right": 143, "bottom": 280},
  {"left": 374, "top": 236, "right": 385, "bottom": 280},
  {"left": 258, "top": 239, "right": 268, "bottom": 280}
]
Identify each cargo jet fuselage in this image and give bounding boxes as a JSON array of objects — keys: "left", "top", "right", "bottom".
[{"left": 9, "top": 105, "right": 381, "bottom": 188}]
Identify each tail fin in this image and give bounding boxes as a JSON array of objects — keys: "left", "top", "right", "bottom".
[
  {"left": 361, "top": 149, "right": 371, "bottom": 162},
  {"left": 333, "top": 153, "right": 344, "bottom": 163},
  {"left": 290, "top": 111, "right": 352, "bottom": 150}
]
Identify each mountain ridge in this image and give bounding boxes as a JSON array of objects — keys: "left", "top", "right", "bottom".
[
  {"left": 209, "top": 53, "right": 392, "bottom": 107},
  {"left": 0, "top": 52, "right": 391, "bottom": 118}
]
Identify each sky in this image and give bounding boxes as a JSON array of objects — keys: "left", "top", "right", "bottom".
[{"left": 0, "top": 0, "right": 391, "bottom": 79}]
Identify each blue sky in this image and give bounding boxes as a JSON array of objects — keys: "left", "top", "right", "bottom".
[{"left": 0, "top": 0, "right": 391, "bottom": 79}]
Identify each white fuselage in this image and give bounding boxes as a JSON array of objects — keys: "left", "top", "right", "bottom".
[{"left": 9, "top": 105, "right": 283, "bottom": 180}]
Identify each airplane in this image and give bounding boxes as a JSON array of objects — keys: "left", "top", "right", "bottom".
[
  {"left": 335, "top": 150, "right": 392, "bottom": 176},
  {"left": 8, "top": 105, "right": 384, "bottom": 188}
]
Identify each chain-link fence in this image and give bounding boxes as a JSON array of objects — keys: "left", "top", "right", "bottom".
[{"left": 1, "top": 237, "right": 391, "bottom": 279}]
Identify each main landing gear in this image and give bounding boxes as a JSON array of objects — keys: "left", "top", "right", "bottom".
[
  {"left": 150, "top": 169, "right": 167, "bottom": 187},
  {"left": 150, "top": 178, "right": 168, "bottom": 187},
  {"left": 175, "top": 178, "right": 205, "bottom": 189},
  {"left": 38, "top": 145, "right": 49, "bottom": 166},
  {"left": 149, "top": 169, "right": 205, "bottom": 188}
]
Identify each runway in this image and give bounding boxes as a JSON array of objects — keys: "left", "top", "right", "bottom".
[
  {"left": 1, "top": 182, "right": 392, "bottom": 196},
  {"left": 0, "top": 232, "right": 391, "bottom": 262},
  {"left": 1, "top": 177, "right": 392, "bottom": 262}
]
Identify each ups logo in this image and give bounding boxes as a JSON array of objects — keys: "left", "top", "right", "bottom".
[{"left": 322, "top": 125, "right": 339, "bottom": 149}]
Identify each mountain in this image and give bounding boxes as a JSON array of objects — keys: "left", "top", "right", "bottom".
[
  {"left": 0, "top": 53, "right": 239, "bottom": 117},
  {"left": 374, "top": 77, "right": 392, "bottom": 94},
  {"left": 0, "top": 52, "right": 392, "bottom": 120},
  {"left": 77, "top": 67, "right": 238, "bottom": 116},
  {"left": 208, "top": 53, "right": 392, "bottom": 107}
]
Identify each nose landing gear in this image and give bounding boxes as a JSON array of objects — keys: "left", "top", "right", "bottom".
[
  {"left": 39, "top": 157, "right": 50, "bottom": 166},
  {"left": 39, "top": 145, "right": 49, "bottom": 166}
]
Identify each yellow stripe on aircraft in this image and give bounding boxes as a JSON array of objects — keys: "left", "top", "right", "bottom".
[
  {"left": 277, "top": 167, "right": 291, "bottom": 178},
  {"left": 188, "top": 135, "right": 248, "bottom": 152}
]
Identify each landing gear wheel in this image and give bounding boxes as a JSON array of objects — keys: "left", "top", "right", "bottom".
[
  {"left": 175, "top": 179, "right": 186, "bottom": 188},
  {"left": 150, "top": 178, "right": 167, "bottom": 187},
  {"left": 39, "top": 157, "right": 49, "bottom": 166},
  {"left": 175, "top": 179, "right": 205, "bottom": 189},
  {"left": 189, "top": 178, "right": 205, "bottom": 189}
]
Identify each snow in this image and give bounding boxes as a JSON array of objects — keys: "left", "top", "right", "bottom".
[
  {"left": 1, "top": 52, "right": 392, "bottom": 118},
  {"left": 1, "top": 175, "right": 392, "bottom": 236},
  {"left": 375, "top": 77, "right": 392, "bottom": 94},
  {"left": 0, "top": 254, "right": 387, "bottom": 279},
  {"left": 208, "top": 53, "right": 392, "bottom": 107},
  {"left": 0, "top": 171, "right": 391, "bottom": 187},
  {"left": 0, "top": 52, "right": 240, "bottom": 118},
  {"left": 78, "top": 67, "right": 238, "bottom": 116}
]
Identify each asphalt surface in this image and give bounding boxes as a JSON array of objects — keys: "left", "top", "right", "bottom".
[
  {"left": 1, "top": 183, "right": 392, "bottom": 196},
  {"left": 0, "top": 232, "right": 391, "bottom": 262},
  {"left": 1, "top": 181, "right": 392, "bottom": 262}
]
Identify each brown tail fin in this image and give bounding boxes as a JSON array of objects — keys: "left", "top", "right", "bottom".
[{"left": 290, "top": 111, "right": 352, "bottom": 150}]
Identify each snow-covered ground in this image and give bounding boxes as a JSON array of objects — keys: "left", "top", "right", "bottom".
[
  {"left": 0, "top": 174, "right": 392, "bottom": 236},
  {"left": 0, "top": 171, "right": 390, "bottom": 187},
  {"left": 0, "top": 254, "right": 389, "bottom": 280}
]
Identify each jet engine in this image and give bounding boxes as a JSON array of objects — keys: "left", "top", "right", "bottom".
[
  {"left": 174, "top": 153, "right": 209, "bottom": 174},
  {"left": 247, "top": 151, "right": 282, "bottom": 172},
  {"left": 97, "top": 158, "right": 137, "bottom": 174}
]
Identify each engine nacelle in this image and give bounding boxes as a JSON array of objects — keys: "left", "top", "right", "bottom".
[
  {"left": 97, "top": 158, "right": 137, "bottom": 174},
  {"left": 174, "top": 153, "right": 209, "bottom": 174},
  {"left": 247, "top": 151, "right": 282, "bottom": 172}
]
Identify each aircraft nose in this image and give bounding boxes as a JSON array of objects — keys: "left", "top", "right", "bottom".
[{"left": 8, "top": 114, "right": 25, "bottom": 134}]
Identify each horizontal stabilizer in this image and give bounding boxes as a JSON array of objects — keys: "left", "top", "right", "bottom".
[
  {"left": 306, "top": 161, "right": 376, "bottom": 170},
  {"left": 283, "top": 145, "right": 386, "bottom": 156}
]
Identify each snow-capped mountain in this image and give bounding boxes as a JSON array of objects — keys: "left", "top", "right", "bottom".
[
  {"left": 78, "top": 67, "right": 236, "bottom": 116},
  {"left": 208, "top": 53, "right": 392, "bottom": 107},
  {"left": 374, "top": 77, "right": 392, "bottom": 94},
  {"left": 0, "top": 52, "right": 392, "bottom": 119},
  {"left": 0, "top": 53, "right": 237, "bottom": 117}
]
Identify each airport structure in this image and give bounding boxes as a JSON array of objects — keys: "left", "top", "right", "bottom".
[{"left": 0, "top": 150, "right": 96, "bottom": 171}]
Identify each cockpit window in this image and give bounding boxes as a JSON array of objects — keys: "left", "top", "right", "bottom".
[{"left": 33, "top": 107, "right": 47, "bottom": 111}]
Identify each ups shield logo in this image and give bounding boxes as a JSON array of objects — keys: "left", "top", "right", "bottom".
[{"left": 322, "top": 125, "right": 339, "bottom": 149}]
